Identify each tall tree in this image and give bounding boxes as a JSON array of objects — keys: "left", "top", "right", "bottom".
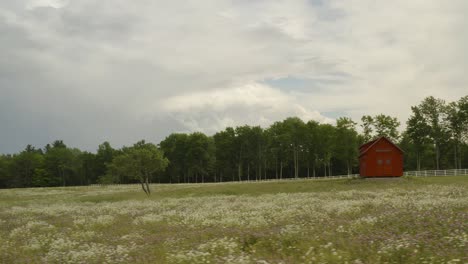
[
  {"left": 282, "top": 117, "right": 307, "bottom": 178},
  {"left": 334, "top": 117, "right": 359, "bottom": 175},
  {"left": 459, "top": 96, "right": 468, "bottom": 141},
  {"left": 418, "top": 96, "right": 448, "bottom": 170},
  {"left": 446, "top": 96, "right": 468, "bottom": 169},
  {"left": 406, "top": 106, "right": 431, "bottom": 170},
  {"left": 10, "top": 146, "right": 44, "bottom": 187},
  {"left": 305, "top": 120, "right": 320, "bottom": 177},
  {"left": 361, "top": 115, "right": 374, "bottom": 142},
  {"left": 213, "top": 128, "right": 237, "bottom": 182},
  {"left": 234, "top": 126, "right": 252, "bottom": 181},
  {"left": 249, "top": 126, "right": 266, "bottom": 181},
  {"left": 160, "top": 133, "right": 190, "bottom": 183},
  {"left": 78, "top": 152, "right": 98, "bottom": 185},
  {"left": 265, "top": 122, "right": 288, "bottom": 179},
  {"left": 361, "top": 115, "right": 400, "bottom": 142},
  {"left": 317, "top": 124, "right": 336, "bottom": 176},
  {"left": 373, "top": 114, "right": 400, "bottom": 141},
  {"left": 186, "top": 133, "right": 215, "bottom": 183},
  {"left": 95, "top": 142, "right": 116, "bottom": 178},
  {"left": 43, "top": 141, "right": 80, "bottom": 187},
  {"left": 0, "top": 155, "right": 12, "bottom": 188}
]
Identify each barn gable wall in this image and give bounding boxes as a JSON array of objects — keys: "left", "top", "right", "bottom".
[{"left": 359, "top": 137, "right": 403, "bottom": 177}]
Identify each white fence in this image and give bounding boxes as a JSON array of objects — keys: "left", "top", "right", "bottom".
[
  {"left": 232, "top": 174, "right": 360, "bottom": 183},
  {"left": 403, "top": 169, "right": 468, "bottom": 177},
  {"left": 256, "top": 169, "right": 468, "bottom": 182},
  {"left": 90, "top": 169, "right": 467, "bottom": 186},
  {"left": 237, "top": 169, "right": 468, "bottom": 182}
]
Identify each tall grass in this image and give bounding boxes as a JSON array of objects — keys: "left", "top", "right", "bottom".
[{"left": 0, "top": 176, "right": 466, "bottom": 263}]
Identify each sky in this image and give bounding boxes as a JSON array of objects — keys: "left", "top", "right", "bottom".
[{"left": 1, "top": 0, "right": 467, "bottom": 153}]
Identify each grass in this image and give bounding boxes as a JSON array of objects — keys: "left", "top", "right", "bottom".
[{"left": 0, "top": 176, "right": 467, "bottom": 263}]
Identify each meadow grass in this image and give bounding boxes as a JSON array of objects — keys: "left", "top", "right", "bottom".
[{"left": 0, "top": 176, "right": 467, "bottom": 263}]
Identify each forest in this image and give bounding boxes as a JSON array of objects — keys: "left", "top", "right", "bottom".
[{"left": 0, "top": 95, "right": 466, "bottom": 188}]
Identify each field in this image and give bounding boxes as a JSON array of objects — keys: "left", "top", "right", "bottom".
[{"left": 0, "top": 176, "right": 467, "bottom": 264}]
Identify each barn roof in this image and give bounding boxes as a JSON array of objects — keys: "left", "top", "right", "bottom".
[
  {"left": 359, "top": 136, "right": 403, "bottom": 157},
  {"left": 359, "top": 138, "right": 378, "bottom": 153}
]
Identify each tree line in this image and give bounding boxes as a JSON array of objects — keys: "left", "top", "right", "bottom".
[{"left": 0, "top": 95, "right": 466, "bottom": 188}]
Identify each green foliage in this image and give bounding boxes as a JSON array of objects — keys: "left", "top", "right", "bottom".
[
  {"left": 185, "top": 133, "right": 215, "bottom": 183},
  {"left": 43, "top": 143, "right": 81, "bottom": 187},
  {"left": 0, "top": 95, "right": 467, "bottom": 188},
  {"left": 361, "top": 115, "right": 374, "bottom": 142},
  {"left": 0, "top": 155, "right": 12, "bottom": 188},
  {"left": 406, "top": 106, "right": 432, "bottom": 170},
  {"left": 160, "top": 133, "right": 190, "bottom": 183},
  {"left": 316, "top": 124, "right": 336, "bottom": 175},
  {"left": 31, "top": 168, "right": 52, "bottom": 187},
  {"left": 213, "top": 128, "right": 237, "bottom": 182},
  {"left": 334, "top": 117, "right": 359, "bottom": 174},
  {"left": 95, "top": 142, "right": 116, "bottom": 178},
  {"left": 106, "top": 141, "right": 169, "bottom": 194},
  {"left": 360, "top": 114, "right": 400, "bottom": 141},
  {"left": 97, "top": 173, "right": 118, "bottom": 185},
  {"left": 10, "top": 147, "right": 44, "bottom": 187},
  {"left": 446, "top": 96, "right": 468, "bottom": 168}
]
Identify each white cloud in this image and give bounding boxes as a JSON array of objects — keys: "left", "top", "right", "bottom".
[
  {"left": 0, "top": 0, "right": 467, "bottom": 152},
  {"left": 156, "top": 82, "right": 333, "bottom": 133},
  {"left": 26, "top": 0, "right": 68, "bottom": 9}
]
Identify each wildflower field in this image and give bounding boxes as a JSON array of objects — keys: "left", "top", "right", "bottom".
[{"left": 0, "top": 176, "right": 467, "bottom": 264}]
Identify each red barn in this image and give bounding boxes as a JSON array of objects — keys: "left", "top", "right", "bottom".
[{"left": 359, "top": 137, "right": 403, "bottom": 177}]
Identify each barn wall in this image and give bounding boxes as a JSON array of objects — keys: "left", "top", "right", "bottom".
[{"left": 359, "top": 139, "right": 403, "bottom": 177}]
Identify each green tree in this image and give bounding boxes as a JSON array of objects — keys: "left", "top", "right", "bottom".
[
  {"left": 406, "top": 106, "right": 431, "bottom": 170},
  {"left": 43, "top": 141, "right": 81, "bottom": 187},
  {"left": 361, "top": 114, "right": 400, "bottom": 142},
  {"left": 361, "top": 115, "right": 374, "bottom": 142},
  {"left": 446, "top": 96, "right": 468, "bottom": 169},
  {"left": 95, "top": 142, "right": 116, "bottom": 178},
  {"left": 213, "top": 128, "right": 238, "bottom": 182},
  {"left": 361, "top": 115, "right": 400, "bottom": 142},
  {"left": 265, "top": 121, "right": 288, "bottom": 179},
  {"left": 185, "top": 133, "right": 215, "bottom": 183},
  {"left": 304, "top": 121, "right": 320, "bottom": 177},
  {"left": 160, "top": 133, "right": 190, "bottom": 183},
  {"left": 317, "top": 124, "right": 336, "bottom": 176},
  {"left": 458, "top": 96, "right": 468, "bottom": 168},
  {"left": 0, "top": 155, "right": 12, "bottom": 188},
  {"left": 78, "top": 152, "right": 98, "bottom": 185},
  {"left": 10, "top": 145, "right": 44, "bottom": 187},
  {"left": 418, "top": 96, "right": 449, "bottom": 170},
  {"left": 334, "top": 117, "right": 358, "bottom": 175},
  {"left": 373, "top": 114, "right": 400, "bottom": 141},
  {"left": 459, "top": 96, "right": 468, "bottom": 140},
  {"left": 248, "top": 126, "right": 266, "bottom": 181},
  {"left": 234, "top": 125, "right": 252, "bottom": 181},
  {"left": 107, "top": 141, "right": 169, "bottom": 195},
  {"left": 282, "top": 117, "right": 307, "bottom": 178}
]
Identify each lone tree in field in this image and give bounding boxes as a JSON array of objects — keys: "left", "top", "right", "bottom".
[{"left": 107, "top": 141, "right": 169, "bottom": 195}]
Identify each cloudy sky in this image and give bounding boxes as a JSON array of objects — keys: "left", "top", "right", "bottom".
[{"left": 1, "top": 0, "right": 467, "bottom": 153}]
